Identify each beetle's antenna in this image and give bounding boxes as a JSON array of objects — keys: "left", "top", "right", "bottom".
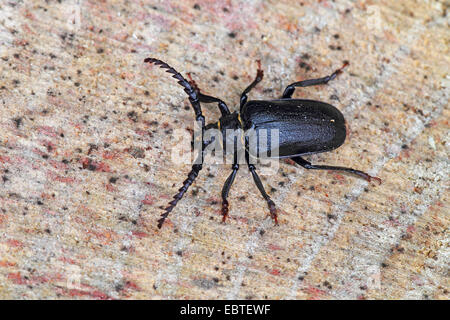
[
  {"left": 158, "top": 163, "right": 203, "bottom": 229},
  {"left": 145, "top": 58, "right": 207, "bottom": 228},
  {"left": 144, "top": 58, "right": 204, "bottom": 122}
]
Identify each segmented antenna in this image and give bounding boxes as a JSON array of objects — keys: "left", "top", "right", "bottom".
[
  {"left": 144, "top": 58, "right": 205, "bottom": 228},
  {"left": 144, "top": 58, "right": 202, "bottom": 118}
]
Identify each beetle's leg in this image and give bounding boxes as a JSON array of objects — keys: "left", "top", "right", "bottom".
[
  {"left": 187, "top": 73, "right": 230, "bottom": 116},
  {"left": 240, "top": 60, "right": 264, "bottom": 111},
  {"left": 144, "top": 58, "right": 205, "bottom": 125},
  {"left": 291, "top": 156, "right": 381, "bottom": 184},
  {"left": 281, "top": 61, "right": 349, "bottom": 99},
  {"left": 221, "top": 162, "right": 239, "bottom": 223},
  {"left": 245, "top": 140, "right": 278, "bottom": 224},
  {"left": 221, "top": 136, "right": 240, "bottom": 223}
]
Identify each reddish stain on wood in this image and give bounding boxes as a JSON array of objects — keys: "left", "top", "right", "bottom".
[
  {"left": 7, "top": 272, "right": 27, "bottom": 285},
  {"left": 269, "top": 269, "right": 281, "bottom": 276},
  {"left": 59, "top": 257, "right": 77, "bottom": 265},
  {"left": 6, "top": 239, "right": 23, "bottom": 248},
  {"left": 0, "top": 155, "right": 12, "bottom": 164},
  {"left": 102, "top": 150, "right": 120, "bottom": 160},
  {"left": 142, "top": 194, "right": 154, "bottom": 205},
  {"left": 81, "top": 158, "right": 111, "bottom": 172},
  {"left": 268, "top": 244, "right": 283, "bottom": 251},
  {"left": 54, "top": 175, "right": 76, "bottom": 184},
  {"left": 64, "top": 288, "right": 112, "bottom": 300},
  {"left": 105, "top": 183, "right": 116, "bottom": 192},
  {"left": 305, "top": 286, "right": 328, "bottom": 300},
  {"left": 131, "top": 231, "right": 148, "bottom": 239},
  {"left": 0, "top": 260, "right": 16, "bottom": 267},
  {"left": 124, "top": 281, "right": 141, "bottom": 291},
  {"left": 47, "top": 170, "right": 75, "bottom": 184},
  {"left": 49, "top": 160, "right": 69, "bottom": 170},
  {"left": 37, "top": 126, "right": 59, "bottom": 138}
]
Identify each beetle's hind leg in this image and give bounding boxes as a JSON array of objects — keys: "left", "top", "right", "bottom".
[
  {"left": 240, "top": 60, "right": 264, "bottom": 111},
  {"left": 187, "top": 73, "right": 230, "bottom": 116},
  {"left": 291, "top": 156, "right": 381, "bottom": 184},
  {"left": 281, "top": 61, "right": 349, "bottom": 99}
]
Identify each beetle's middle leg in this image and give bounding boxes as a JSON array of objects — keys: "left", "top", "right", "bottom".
[
  {"left": 245, "top": 140, "right": 278, "bottom": 224},
  {"left": 281, "top": 61, "right": 349, "bottom": 99},
  {"left": 291, "top": 156, "right": 381, "bottom": 184},
  {"left": 240, "top": 60, "right": 264, "bottom": 111},
  {"left": 187, "top": 73, "right": 230, "bottom": 116}
]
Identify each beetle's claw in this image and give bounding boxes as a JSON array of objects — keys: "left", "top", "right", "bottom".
[
  {"left": 369, "top": 176, "right": 382, "bottom": 185},
  {"left": 335, "top": 61, "right": 349, "bottom": 76}
]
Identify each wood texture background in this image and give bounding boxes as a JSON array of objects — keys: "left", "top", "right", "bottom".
[{"left": 0, "top": 0, "right": 448, "bottom": 299}]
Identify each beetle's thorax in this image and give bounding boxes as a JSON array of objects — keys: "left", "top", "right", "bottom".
[
  {"left": 217, "top": 111, "right": 243, "bottom": 132},
  {"left": 216, "top": 111, "right": 245, "bottom": 154}
]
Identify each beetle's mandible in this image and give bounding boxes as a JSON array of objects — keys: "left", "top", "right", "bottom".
[{"left": 144, "top": 57, "right": 381, "bottom": 229}]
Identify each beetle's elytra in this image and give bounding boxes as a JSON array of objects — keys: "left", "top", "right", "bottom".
[{"left": 144, "top": 57, "right": 381, "bottom": 229}]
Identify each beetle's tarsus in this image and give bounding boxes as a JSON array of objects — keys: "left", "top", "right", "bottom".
[
  {"left": 268, "top": 199, "right": 278, "bottom": 225},
  {"left": 291, "top": 156, "right": 381, "bottom": 186},
  {"left": 281, "top": 61, "right": 349, "bottom": 98},
  {"left": 221, "top": 199, "right": 229, "bottom": 223},
  {"left": 255, "top": 59, "right": 264, "bottom": 81},
  {"left": 368, "top": 176, "right": 382, "bottom": 185},
  {"left": 240, "top": 60, "right": 265, "bottom": 110},
  {"left": 335, "top": 61, "right": 349, "bottom": 75}
]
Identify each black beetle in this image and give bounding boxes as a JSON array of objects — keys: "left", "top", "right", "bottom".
[{"left": 144, "top": 58, "right": 381, "bottom": 228}]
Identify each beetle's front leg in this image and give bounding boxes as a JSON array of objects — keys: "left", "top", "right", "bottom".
[
  {"left": 240, "top": 60, "right": 264, "bottom": 111},
  {"left": 221, "top": 163, "right": 239, "bottom": 223},
  {"left": 291, "top": 156, "right": 381, "bottom": 184},
  {"left": 281, "top": 61, "right": 349, "bottom": 99},
  {"left": 245, "top": 141, "right": 278, "bottom": 225},
  {"left": 187, "top": 73, "right": 230, "bottom": 116}
]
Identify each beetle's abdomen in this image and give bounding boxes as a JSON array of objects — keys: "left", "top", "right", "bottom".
[{"left": 241, "top": 99, "right": 346, "bottom": 158}]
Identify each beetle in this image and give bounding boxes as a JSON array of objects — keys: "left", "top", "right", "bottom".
[{"left": 144, "top": 57, "right": 381, "bottom": 229}]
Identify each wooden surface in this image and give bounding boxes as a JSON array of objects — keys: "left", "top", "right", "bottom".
[{"left": 0, "top": 0, "right": 448, "bottom": 299}]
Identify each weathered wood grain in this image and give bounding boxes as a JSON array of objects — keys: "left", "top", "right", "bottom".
[{"left": 0, "top": 0, "right": 448, "bottom": 299}]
